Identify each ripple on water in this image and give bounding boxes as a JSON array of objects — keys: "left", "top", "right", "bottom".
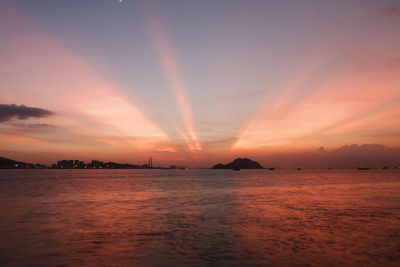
[{"left": 0, "top": 169, "right": 399, "bottom": 266}]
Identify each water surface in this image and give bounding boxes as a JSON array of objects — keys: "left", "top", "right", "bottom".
[{"left": 0, "top": 169, "right": 399, "bottom": 266}]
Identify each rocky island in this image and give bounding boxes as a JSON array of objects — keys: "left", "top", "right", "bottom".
[{"left": 211, "top": 158, "right": 264, "bottom": 169}]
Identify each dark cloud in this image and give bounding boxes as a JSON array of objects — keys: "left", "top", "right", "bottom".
[
  {"left": 334, "top": 143, "right": 385, "bottom": 152},
  {"left": 6, "top": 122, "right": 56, "bottom": 128},
  {"left": 383, "top": 6, "right": 400, "bottom": 19},
  {"left": 257, "top": 144, "right": 400, "bottom": 168},
  {"left": 0, "top": 104, "right": 53, "bottom": 122},
  {"left": 326, "top": 144, "right": 400, "bottom": 168},
  {"left": 28, "top": 123, "right": 56, "bottom": 128}
]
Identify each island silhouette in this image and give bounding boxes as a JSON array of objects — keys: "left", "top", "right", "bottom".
[{"left": 211, "top": 158, "right": 264, "bottom": 169}]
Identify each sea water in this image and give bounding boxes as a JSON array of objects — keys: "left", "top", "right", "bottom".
[{"left": 0, "top": 169, "right": 399, "bottom": 266}]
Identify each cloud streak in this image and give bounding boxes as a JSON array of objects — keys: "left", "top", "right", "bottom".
[
  {"left": 383, "top": 6, "right": 400, "bottom": 19},
  {"left": 0, "top": 104, "right": 53, "bottom": 122}
]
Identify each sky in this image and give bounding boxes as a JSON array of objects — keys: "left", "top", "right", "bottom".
[{"left": 0, "top": 0, "right": 400, "bottom": 168}]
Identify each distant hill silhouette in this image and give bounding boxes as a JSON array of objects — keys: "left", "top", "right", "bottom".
[
  {"left": 0, "top": 156, "right": 30, "bottom": 168},
  {"left": 211, "top": 158, "right": 264, "bottom": 169}
]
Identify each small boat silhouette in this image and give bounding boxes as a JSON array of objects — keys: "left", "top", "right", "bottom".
[{"left": 233, "top": 164, "right": 240, "bottom": 171}]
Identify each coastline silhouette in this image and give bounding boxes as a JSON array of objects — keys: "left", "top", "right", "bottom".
[{"left": 0, "top": 156, "right": 171, "bottom": 169}]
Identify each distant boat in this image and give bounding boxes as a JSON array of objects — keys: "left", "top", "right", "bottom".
[
  {"left": 358, "top": 167, "right": 370, "bottom": 170},
  {"left": 297, "top": 168, "right": 302, "bottom": 170},
  {"left": 268, "top": 168, "right": 275, "bottom": 170},
  {"left": 233, "top": 167, "right": 240, "bottom": 171}
]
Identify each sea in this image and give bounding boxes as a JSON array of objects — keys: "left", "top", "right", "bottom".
[{"left": 0, "top": 169, "right": 399, "bottom": 266}]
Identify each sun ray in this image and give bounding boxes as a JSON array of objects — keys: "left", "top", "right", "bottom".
[{"left": 144, "top": 6, "right": 202, "bottom": 153}]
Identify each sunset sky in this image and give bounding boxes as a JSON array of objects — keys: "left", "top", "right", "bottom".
[{"left": 1, "top": 0, "right": 400, "bottom": 168}]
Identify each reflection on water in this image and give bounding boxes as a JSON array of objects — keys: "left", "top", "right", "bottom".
[{"left": 0, "top": 169, "right": 399, "bottom": 266}]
